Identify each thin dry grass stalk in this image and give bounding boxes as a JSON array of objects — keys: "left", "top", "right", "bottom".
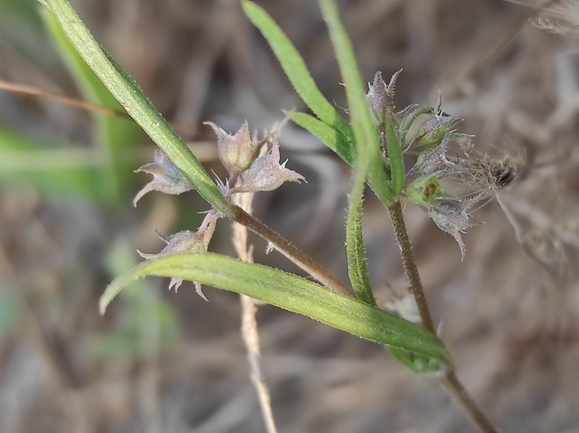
[{"left": 232, "top": 177, "right": 279, "bottom": 433}]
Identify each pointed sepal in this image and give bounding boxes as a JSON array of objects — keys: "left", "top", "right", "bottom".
[
  {"left": 229, "top": 138, "right": 305, "bottom": 194},
  {"left": 205, "top": 120, "right": 258, "bottom": 183},
  {"left": 133, "top": 150, "right": 195, "bottom": 206}
]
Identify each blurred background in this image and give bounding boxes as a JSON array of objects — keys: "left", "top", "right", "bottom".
[{"left": 1, "top": 0, "right": 579, "bottom": 432}]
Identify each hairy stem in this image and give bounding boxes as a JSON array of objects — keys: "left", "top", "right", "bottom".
[
  {"left": 441, "top": 371, "right": 498, "bottom": 433},
  {"left": 387, "top": 200, "right": 435, "bottom": 332},
  {"left": 232, "top": 205, "right": 354, "bottom": 298},
  {"left": 387, "top": 199, "right": 497, "bottom": 433}
]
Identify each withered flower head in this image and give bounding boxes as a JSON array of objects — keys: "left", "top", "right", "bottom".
[
  {"left": 137, "top": 210, "right": 220, "bottom": 300},
  {"left": 228, "top": 138, "right": 305, "bottom": 195},
  {"left": 133, "top": 150, "right": 194, "bottom": 207},
  {"left": 205, "top": 120, "right": 258, "bottom": 183}
]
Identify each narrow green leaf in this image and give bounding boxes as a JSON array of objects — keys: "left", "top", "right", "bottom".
[
  {"left": 242, "top": 1, "right": 355, "bottom": 145},
  {"left": 100, "top": 253, "right": 450, "bottom": 369},
  {"left": 41, "top": 9, "right": 144, "bottom": 202},
  {"left": 389, "top": 347, "right": 445, "bottom": 374},
  {"left": 286, "top": 111, "right": 389, "bottom": 202},
  {"left": 318, "top": 0, "right": 393, "bottom": 204},
  {"left": 40, "top": 9, "right": 119, "bottom": 110},
  {"left": 342, "top": 147, "right": 380, "bottom": 308},
  {"left": 386, "top": 116, "right": 404, "bottom": 196},
  {"left": 39, "top": 0, "right": 231, "bottom": 216},
  {"left": 285, "top": 111, "right": 355, "bottom": 166},
  {"left": 318, "top": 0, "right": 381, "bottom": 305},
  {"left": 345, "top": 166, "right": 375, "bottom": 306}
]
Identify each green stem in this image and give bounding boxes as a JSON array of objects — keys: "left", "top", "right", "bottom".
[{"left": 319, "top": 0, "right": 393, "bottom": 204}]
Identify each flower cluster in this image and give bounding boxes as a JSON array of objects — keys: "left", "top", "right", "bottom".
[
  {"left": 137, "top": 209, "right": 219, "bottom": 300},
  {"left": 366, "top": 71, "right": 488, "bottom": 259},
  {"left": 205, "top": 121, "right": 305, "bottom": 196},
  {"left": 133, "top": 121, "right": 305, "bottom": 296}
]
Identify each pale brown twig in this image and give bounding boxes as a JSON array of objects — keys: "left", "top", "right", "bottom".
[
  {"left": 232, "top": 188, "right": 279, "bottom": 433},
  {"left": 0, "top": 79, "right": 199, "bottom": 136}
]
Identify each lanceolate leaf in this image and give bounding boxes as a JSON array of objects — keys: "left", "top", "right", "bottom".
[
  {"left": 285, "top": 111, "right": 355, "bottom": 166},
  {"left": 100, "top": 253, "right": 450, "bottom": 370},
  {"left": 242, "top": 1, "right": 355, "bottom": 145},
  {"left": 386, "top": 116, "right": 405, "bottom": 196},
  {"left": 41, "top": 9, "right": 144, "bottom": 203},
  {"left": 345, "top": 167, "right": 375, "bottom": 306},
  {"left": 38, "top": 0, "right": 231, "bottom": 216},
  {"left": 286, "top": 111, "right": 389, "bottom": 204}
]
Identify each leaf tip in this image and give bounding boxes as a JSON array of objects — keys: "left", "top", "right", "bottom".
[{"left": 98, "top": 297, "right": 109, "bottom": 315}]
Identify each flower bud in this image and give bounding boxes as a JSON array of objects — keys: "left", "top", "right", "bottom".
[
  {"left": 416, "top": 114, "right": 461, "bottom": 147},
  {"left": 205, "top": 120, "right": 257, "bottom": 182},
  {"left": 133, "top": 150, "right": 194, "bottom": 206},
  {"left": 366, "top": 70, "right": 401, "bottom": 128},
  {"left": 138, "top": 230, "right": 207, "bottom": 261},
  {"left": 414, "top": 94, "right": 461, "bottom": 147}
]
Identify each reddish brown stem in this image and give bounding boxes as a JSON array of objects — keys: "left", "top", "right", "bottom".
[
  {"left": 232, "top": 205, "right": 354, "bottom": 298},
  {"left": 387, "top": 200, "right": 497, "bottom": 433},
  {"left": 387, "top": 200, "right": 435, "bottom": 332},
  {"left": 441, "top": 371, "right": 498, "bottom": 433}
]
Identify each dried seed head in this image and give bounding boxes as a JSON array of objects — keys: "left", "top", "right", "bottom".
[
  {"left": 504, "top": 0, "right": 579, "bottom": 35},
  {"left": 458, "top": 140, "right": 526, "bottom": 192}
]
